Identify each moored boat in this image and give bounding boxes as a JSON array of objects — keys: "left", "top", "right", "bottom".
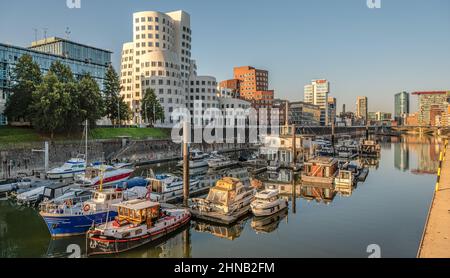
[
  {"left": 250, "top": 188, "right": 288, "bottom": 217},
  {"left": 74, "top": 164, "right": 134, "bottom": 188},
  {"left": 177, "top": 149, "right": 209, "bottom": 169},
  {"left": 46, "top": 157, "right": 86, "bottom": 179},
  {"left": 86, "top": 199, "right": 191, "bottom": 256},
  {"left": 147, "top": 174, "right": 205, "bottom": 203},
  {"left": 39, "top": 186, "right": 148, "bottom": 237}
]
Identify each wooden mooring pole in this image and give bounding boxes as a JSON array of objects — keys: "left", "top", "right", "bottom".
[{"left": 183, "top": 121, "right": 190, "bottom": 207}]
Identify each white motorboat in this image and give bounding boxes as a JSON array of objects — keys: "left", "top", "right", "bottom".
[
  {"left": 47, "top": 157, "right": 86, "bottom": 179},
  {"left": 207, "top": 151, "right": 238, "bottom": 170},
  {"left": 250, "top": 188, "right": 288, "bottom": 217},
  {"left": 190, "top": 177, "right": 256, "bottom": 215},
  {"left": 147, "top": 174, "right": 206, "bottom": 202},
  {"left": 74, "top": 164, "right": 134, "bottom": 188},
  {"left": 177, "top": 149, "right": 209, "bottom": 169}
]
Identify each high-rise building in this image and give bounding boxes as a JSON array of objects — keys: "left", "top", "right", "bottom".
[
  {"left": 356, "top": 96, "right": 368, "bottom": 123},
  {"left": 231, "top": 66, "right": 274, "bottom": 110},
  {"left": 0, "top": 39, "right": 112, "bottom": 125},
  {"left": 328, "top": 97, "right": 337, "bottom": 124},
  {"left": 394, "top": 91, "right": 410, "bottom": 125},
  {"left": 303, "top": 79, "right": 330, "bottom": 126},
  {"left": 412, "top": 91, "right": 450, "bottom": 127},
  {"left": 120, "top": 10, "right": 194, "bottom": 126}
]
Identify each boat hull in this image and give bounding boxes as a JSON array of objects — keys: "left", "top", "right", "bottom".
[
  {"left": 86, "top": 214, "right": 191, "bottom": 256},
  {"left": 40, "top": 211, "right": 118, "bottom": 237},
  {"left": 47, "top": 170, "right": 85, "bottom": 180},
  {"left": 251, "top": 199, "right": 288, "bottom": 217}
]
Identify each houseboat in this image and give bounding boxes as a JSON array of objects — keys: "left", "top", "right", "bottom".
[
  {"left": 86, "top": 199, "right": 191, "bottom": 256},
  {"left": 301, "top": 157, "right": 339, "bottom": 185},
  {"left": 207, "top": 152, "right": 238, "bottom": 170},
  {"left": 190, "top": 177, "right": 256, "bottom": 224}
]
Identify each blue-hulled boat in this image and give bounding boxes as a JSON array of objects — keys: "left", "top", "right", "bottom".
[{"left": 39, "top": 186, "right": 149, "bottom": 237}]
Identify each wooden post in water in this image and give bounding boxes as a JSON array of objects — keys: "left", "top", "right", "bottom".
[
  {"left": 183, "top": 121, "right": 190, "bottom": 207},
  {"left": 292, "top": 170, "right": 297, "bottom": 214},
  {"left": 331, "top": 120, "right": 336, "bottom": 156},
  {"left": 291, "top": 125, "right": 297, "bottom": 169}
]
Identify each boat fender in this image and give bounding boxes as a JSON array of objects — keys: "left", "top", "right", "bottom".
[{"left": 83, "top": 204, "right": 91, "bottom": 212}]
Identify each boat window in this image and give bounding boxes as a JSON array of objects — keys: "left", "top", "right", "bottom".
[
  {"left": 117, "top": 192, "right": 122, "bottom": 199},
  {"left": 135, "top": 229, "right": 142, "bottom": 235},
  {"left": 43, "top": 188, "right": 52, "bottom": 197},
  {"left": 105, "top": 195, "right": 110, "bottom": 201}
]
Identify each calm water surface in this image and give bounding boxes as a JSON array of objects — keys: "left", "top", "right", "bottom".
[{"left": 0, "top": 135, "right": 442, "bottom": 258}]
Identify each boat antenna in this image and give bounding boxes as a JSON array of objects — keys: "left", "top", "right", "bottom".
[{"left": 85, "top": 120, "right": 88, "bottom": 166}]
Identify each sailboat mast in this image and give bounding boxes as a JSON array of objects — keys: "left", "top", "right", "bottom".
[{"left": 85, "top": 120, "right": 88, "bottom": 165}]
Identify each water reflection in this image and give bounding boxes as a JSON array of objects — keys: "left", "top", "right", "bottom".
[
  {"left": 193, "top": 217, "right": 249, "bottom": 240},
  {"left": 251, "top": 208, "right": 288, "bottom": 234}
]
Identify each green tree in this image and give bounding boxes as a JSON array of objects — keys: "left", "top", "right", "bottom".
[
  {"left": 75, "top": 74, "right": 105, "bottom": 127},
  {"left": 103, "top": 64, "right": 130, "bottom": 125},
  {"left": 140, "top": 88, "right": 165, "bottom": 126},
  {"left": 48, "top": 61, "right": 74, "bottom": 83},
  {"left": 30, "top": 73, "right": 73, "bottom": 138},
  {"left": 4, "top": 54, "right": 42, "bottom": 123}
]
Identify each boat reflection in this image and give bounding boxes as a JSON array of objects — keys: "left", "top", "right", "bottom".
[
  {"left": 251, "top": 208, "right": 288, "bottom": 234},
  {"left": 192, "top": 216, "right": 250, "bottom": 240}
]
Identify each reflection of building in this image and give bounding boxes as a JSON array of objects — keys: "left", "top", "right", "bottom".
[
  {"left": 304, "top": 79, "right": 330, "bottom": 126},
  {"left": 412, "top": 91, "right": 450, "bottom": 127},
  {"left": 300, "top": 184, "right": 336, "bottom": 204},
  {"left": 1, "top": 38, "right": 112, "bottom": 125},
  {"left": 394, "top": 142, "right": 409, "bottom": 171},
  {"left": 395, "top": 92, "right": 410, "bottom": 125}
]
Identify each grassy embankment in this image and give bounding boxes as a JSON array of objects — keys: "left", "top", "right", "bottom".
[{"left": 0, "top": 127, "right": 171, "bottom": 146}]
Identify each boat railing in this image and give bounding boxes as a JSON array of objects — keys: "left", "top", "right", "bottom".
[{"left": 39, "top": 195, "right": 91, "bottom": 214}]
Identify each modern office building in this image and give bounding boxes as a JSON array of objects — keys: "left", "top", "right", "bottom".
[
  {"left": 356, "top": 96, "right": 368, "bottom": 123},
  {"left": 328, "top": 97, "right": 337, "bottom": 125},
  {"left": 412, "top": 91, "right": 450, "bottom": 127},
  {"left": 394, "top": 91, "right": 410, "bottom": 125},
  {"left": 0, "top": 39, "right": 112, "bottom": 125},
  {"left": 120, "top": 10, "right": 194, "bottom": 126},
  {"left": 272, "top": 99, "right": 289, "bottom": 126},
  {"left": 232, "top": 66, "right": 274, "bottom": 110},
  {"left": 304, "top": 79, "right": 330, "bottom": 126},
  {"left": 289, "top": 101, "right": 321, "bottom": 126}
]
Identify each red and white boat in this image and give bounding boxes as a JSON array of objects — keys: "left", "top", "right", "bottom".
[
  {"left": 74, "top": 164, "right": 134, "bottom": 188},
  {"left": 86, "top": 199, "right": 191, "bottom": 256}
]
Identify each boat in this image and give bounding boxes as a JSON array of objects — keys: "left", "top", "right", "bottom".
[
  {"left": 190, "top": 177, "right": 256, "bottom": 224},
  {"left": 207, "top": 152, "right": 238, "bottom": 170},
  {"left": 147, "top": 174, "right": 206, "bottom": 203},
  {"left": 177, "top": 149, "right": 209, "bottom": 169},
  {"left": 46, "top": 157, "right": 86, "bottom": 179},
  {"left": 301, "top": 157, "right": 339, "bottom": 185},
  {"left": 250, "top": 188, "right": 288, "bottom": 217},
  {"left": 86, "top": 199, "right": 191, "bottom": 256},
  {"left": 359, "top": 139, "right": 381, "bottom": 157},
  {"left": 39, "top": 186, "right": 149, "bottom": 237},
  {"left": 74, "top": 164, "right": 134, "bottom": 188},
  {"left": 16, "top": 182, "right": 79, "bottom": 207},
  {"left": 0, "top": 177, "right": 33, "bottom": 199}
]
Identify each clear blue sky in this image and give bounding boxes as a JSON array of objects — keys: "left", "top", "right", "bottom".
[{"left": 1, "top": 0, "right": 449, "bottom": 114}]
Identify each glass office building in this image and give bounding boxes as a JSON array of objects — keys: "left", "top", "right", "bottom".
[
  {"left": 394, "top": 91, "right": 410, "bottom": 125},
  {"left": 0, "top": 38, "right": 112, "bottom": 125}
]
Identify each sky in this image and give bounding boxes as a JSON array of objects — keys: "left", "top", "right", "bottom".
[{"left": 1, "top": 0, "right": 449, "bottom": 114}]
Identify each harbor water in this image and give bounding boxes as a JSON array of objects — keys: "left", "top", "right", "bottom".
[{"left": 0, "top": 135, "right": 441, "bottom": 258}]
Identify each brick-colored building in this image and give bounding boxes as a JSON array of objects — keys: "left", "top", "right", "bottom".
[
  {"left": 219, "top": 79, "right": 240, "bottom": 98},
  {"left": 232, "top": 66, "right": 273, "bottom": 109}
]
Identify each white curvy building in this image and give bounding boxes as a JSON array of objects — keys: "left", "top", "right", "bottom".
[{"left": 120, "top": 10, "right": 193, "bottom": 126}]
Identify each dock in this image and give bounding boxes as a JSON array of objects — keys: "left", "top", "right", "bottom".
[{"left": 418, "top": 140, "right": 450, "bottom": 258}]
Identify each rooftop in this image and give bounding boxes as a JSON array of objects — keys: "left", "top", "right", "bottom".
[
  {"left": 114, "top": 199, "right": 159, "bottom": 210},
  {"left": 30, "top": 37, "right": 112, "bottom": 53}
]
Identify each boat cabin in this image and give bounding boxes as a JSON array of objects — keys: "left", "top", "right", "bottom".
[
  {"left": 255, "top": 189, "right": 279, "bottom": 202},
  {"left": 206, "top": 177, "right": 244, "bottom": 206},
  {"left": 302, "top": 157, "right": 338, "bottom": 185},
  {"left": 41, "top": 183, "right": 74, "bottom": 200},
  {"left": 92, "top": 189, "right": 123, "bottom": 204},
  {"left": 84, "top": 166, "right": 113, "bottom": 179},
  {"left": 114, "top": 199, "right": 160, "bottom": 227}
]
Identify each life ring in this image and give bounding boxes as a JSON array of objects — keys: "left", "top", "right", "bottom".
[
  {"left": 83, "top": 204, "right": 91, "bottom": 212},
  {"left": 65, "top": 199, "right": 73, "bottom": 207}
]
